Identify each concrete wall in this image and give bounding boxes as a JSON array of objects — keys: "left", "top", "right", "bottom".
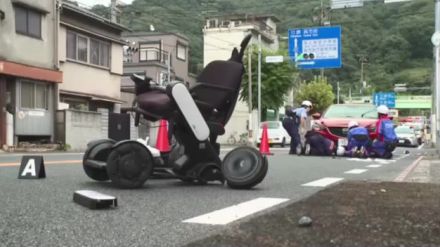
[
  {"left": 63, "top": 109, "right": 104, "bottom": 151},
  {"left": 0, "top": 0, "right": 56, "bottom": 69},
  {"left": 59, "top": 62, "right": 121, "bottom": 100}
]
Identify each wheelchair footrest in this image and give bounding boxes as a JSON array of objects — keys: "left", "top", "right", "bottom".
[{"left": 73, "top": 190, "right": 117, "bottom": 209}]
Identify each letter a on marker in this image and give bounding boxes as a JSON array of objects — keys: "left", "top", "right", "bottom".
[
  {"left": 18, "top": 156, "right": 46, "bottom": 179},
  {"left": 21, "top": 159, "right": 36, "bottom": 177}
]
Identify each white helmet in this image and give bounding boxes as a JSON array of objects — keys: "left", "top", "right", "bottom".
[
  {"left": 377, "top": 105, "right": 389, "bottom": 115},
  {"left": 301, "top": 100, "right": 312, "bottom": 107},
  {"left": 348, "top": 121, "right": 359, "bottom": 129}
]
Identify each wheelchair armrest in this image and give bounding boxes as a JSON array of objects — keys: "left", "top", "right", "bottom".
[{"left": 131, "top": 73, "right": 166, "bottom": 94}]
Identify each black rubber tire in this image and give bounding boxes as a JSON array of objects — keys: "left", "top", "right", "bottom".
[
  {"left": 222, "top": 146, "right": 268, "bottom": 189},
  {"left": 82, "top": 139, "right": 115, "bottom": 181},
  {"left": 106, "top": 141, "right": 154, "bottom": 189}
]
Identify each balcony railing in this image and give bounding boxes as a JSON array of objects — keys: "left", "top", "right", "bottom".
[{"left": 124, "top": 48, "right": 170, "bottom": 65}]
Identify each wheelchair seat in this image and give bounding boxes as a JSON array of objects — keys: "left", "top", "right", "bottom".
[{"left": 136, "top": 90, "right": 174, "bottom": 120}]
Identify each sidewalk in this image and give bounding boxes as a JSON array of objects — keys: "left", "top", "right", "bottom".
[
  {"left": 185, "top": 153, "right": 440, "bottom": 247},
  {"left": 405, "top": 150, "right": 440, "bottom": 184}
]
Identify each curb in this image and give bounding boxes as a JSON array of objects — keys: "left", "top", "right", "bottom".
[{"left": 394, "top": 156, "right": 424, "bottom": 182}]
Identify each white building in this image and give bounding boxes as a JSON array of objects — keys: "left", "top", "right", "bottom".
[{"left": 203, "top": 14, "right": 279, "bottom": 144}]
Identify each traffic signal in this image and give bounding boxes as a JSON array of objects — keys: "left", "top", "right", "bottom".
[
  {"left": 303, "top": 53, "right": 315, "bottom": 60},
  {"left": 297, "top": 53, "right": 315, "bottom": 60}
]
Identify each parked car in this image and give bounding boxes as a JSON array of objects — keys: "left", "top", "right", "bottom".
[
  {"left": 395, "top": 126, "right": 418, "bottom": 147},
  {"left": 316, "top": 104, "right": 378, "bottom": 140},
  {"left": 257, "top": 121, "right": 290, "bottom": 147},
  {"left": 402, "top": 122, "right": 424, "bottom": 145}
]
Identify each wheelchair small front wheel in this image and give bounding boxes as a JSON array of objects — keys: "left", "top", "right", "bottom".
[
  {"left": 222, "top": 147, "right": 268, "bottom": 189},
  {"left": 106, "top": 141, "right": 154, "bottom": 189}
]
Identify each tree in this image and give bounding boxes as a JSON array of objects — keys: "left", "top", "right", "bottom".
[
  {"left": 295, "top": 77, "right": 335, "bottom": 114},
  {"left": 240, "top": 46, "right": 297, "bottom": 120},
  {"left": 90, "top": 5, "right": 110, "bottom": 19}
]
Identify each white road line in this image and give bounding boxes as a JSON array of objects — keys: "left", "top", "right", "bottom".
[
  {"left": 344, "top": 169, "right": 368, "bottom": 174},
  {"left": 182, "top": 197, "right": 289, "bottom": 225},
  {"left": 347, "top": 158, "right": 373, "bottom": 162},
  {"left": 373, "top": 159, "right": 396, "bottom": 164},
  {"left": 302, "top": 177, "right": 344, "bottom": 187},
  {"left": 366, "top": 164, "right": 382, "bottom": 168},
  {"left": 396, "top": 154, "right": 410, "bottom": 160}
]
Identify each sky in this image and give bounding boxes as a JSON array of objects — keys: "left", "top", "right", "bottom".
[{"left": 75, "top": 0, "right": 133, "bottom": 8}]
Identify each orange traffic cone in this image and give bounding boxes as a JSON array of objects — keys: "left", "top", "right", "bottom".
[
  {"left": 259, "top": 123, "right": 272, "bottom": 155},
  {"left": 156, "top": 119, "right": 170, "bottom": 152}
]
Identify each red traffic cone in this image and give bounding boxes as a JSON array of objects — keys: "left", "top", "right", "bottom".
[
  {"left": 156, "top": 119, "right": 170, "bottom": 153},
  {"left": 259, "top": 123, "right": 272, "bottom": 155}
]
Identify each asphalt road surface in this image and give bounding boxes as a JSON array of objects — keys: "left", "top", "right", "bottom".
[{"left": 0, "top": 147, "right": 425, "bottom": 247}]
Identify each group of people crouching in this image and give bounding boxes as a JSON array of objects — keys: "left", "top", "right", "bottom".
[{"left": 283, "top": 102, "right": 398, "bottom": 159}]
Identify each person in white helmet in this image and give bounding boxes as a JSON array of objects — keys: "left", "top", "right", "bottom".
[
  {"left": 285, "top": 100, "right": 313, "bottom": 154},
  {"left": 370, "top": 105, "right": 398, "bottom": 158},
  {"left": 344, "top": 120, "right": 370, "bottom": 157}
]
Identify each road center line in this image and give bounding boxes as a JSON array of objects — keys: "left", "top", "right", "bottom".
[
  {"left": 344, "top": 169, "right": 368, "bottom": 174},
  {"left": 302, "top": 177, "right": 344, "bottom": 187},
  {"left": 182, "top": 197, "right": 289, "bottom": 225},
  {"left": 366, "top": 164, "right": 382, "bottom": 168},
  {"left": 0, "top": 160, "right": 82, "bottom": 167}
]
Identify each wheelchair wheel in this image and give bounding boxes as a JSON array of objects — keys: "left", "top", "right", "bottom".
[
  {"left": 83, "top": 139, "right": 115, "bottom": 181},
  {"left": 222, "top": 146, "right": 268, "bottom": 189},
  {"left": 106, "top": 141, "right": 154, "bottom": 189}
]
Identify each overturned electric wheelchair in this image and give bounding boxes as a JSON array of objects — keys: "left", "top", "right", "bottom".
[{"left": 82, "top": 35, "right": 268, "bottom": 189}]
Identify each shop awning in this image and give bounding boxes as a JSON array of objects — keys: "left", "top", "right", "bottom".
[{"left": 0, "top": 60, "right": 62, "bottom": 83}]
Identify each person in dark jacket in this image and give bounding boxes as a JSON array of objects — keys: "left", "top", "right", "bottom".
[{"left": 305, "top": 123, "right": 334, "bottom": 156}]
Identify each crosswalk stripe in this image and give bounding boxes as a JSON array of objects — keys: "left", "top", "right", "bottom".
[
  {"left": 182, "top": 197, "right": 289, "bottom": 225},
  {"left": 344, "top": 169, "right": 368, "bottom": 174},
  {"left": 366, "top": 164, "right": 382, "bottom": 168},
  {"left": 301, "top": 177, "right": 344, "bottom": 187}
]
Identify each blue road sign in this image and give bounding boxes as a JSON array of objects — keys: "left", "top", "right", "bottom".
[
  {"left": 373, "top": 92, "right": 395, "bottom": 108},
  {"left": 288, "top": 26, "right": 342, "bottom": 69}
]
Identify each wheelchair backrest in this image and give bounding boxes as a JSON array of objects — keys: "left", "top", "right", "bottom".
[{"left": 192, "top": 34, "right": 252, "bottom": 126}]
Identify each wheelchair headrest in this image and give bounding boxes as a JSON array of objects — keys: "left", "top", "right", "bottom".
[{"left": 229, "top": 34, "right": 252, "bottom": 63}]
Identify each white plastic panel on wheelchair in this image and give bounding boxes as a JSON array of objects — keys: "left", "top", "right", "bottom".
[{"left": 171, "top": 83, "right": 210, "bottom": 141}]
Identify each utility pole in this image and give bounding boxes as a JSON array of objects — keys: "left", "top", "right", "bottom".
[
  {"left": 349, "top": 87, "right": 352, "bottom": 103},
  {"left": 248, "top": 46, "right": 253, "bottom": 141},
  {"left": 359, "top": 56, "right": 368, "bottom": 95},
  {"left": 319, "top": 0, "right": 325, "bottom": 79},
  {"left": 167, "top": 51, "right": 171, "bottom": 85},
  {"left": 110, "top": 0, "right": 120, "bottom": 23},
  {"left": 337, "top": 81, "right": 340, "bottom": 104},
  {"left": 257, "top": 34, "right": 262, "bottom": 130},
  {"left": 433, "top": 0, "right": 440, "bottom": 147}
]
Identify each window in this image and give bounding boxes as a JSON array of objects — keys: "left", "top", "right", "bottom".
[
  {"left": 14, "top": 5, "right": 42, "bottom": 38},
  {"left": 140, "top": 43, "right": 161, "bottom": 61},
  {"left": 177, "top": 43, "right": 187, "bottom": 61},
  {"left": 208, "top": 19, "right": 217, "bottom": 28},
  {"left": 77, "top": 36, "right": 88, "bottom": 62},
  {"left": 21, "top": 81, "right": 48, "bottom": 110},
  {"left": 66, "top": 30, "right": 110, "bottom": 67}
]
